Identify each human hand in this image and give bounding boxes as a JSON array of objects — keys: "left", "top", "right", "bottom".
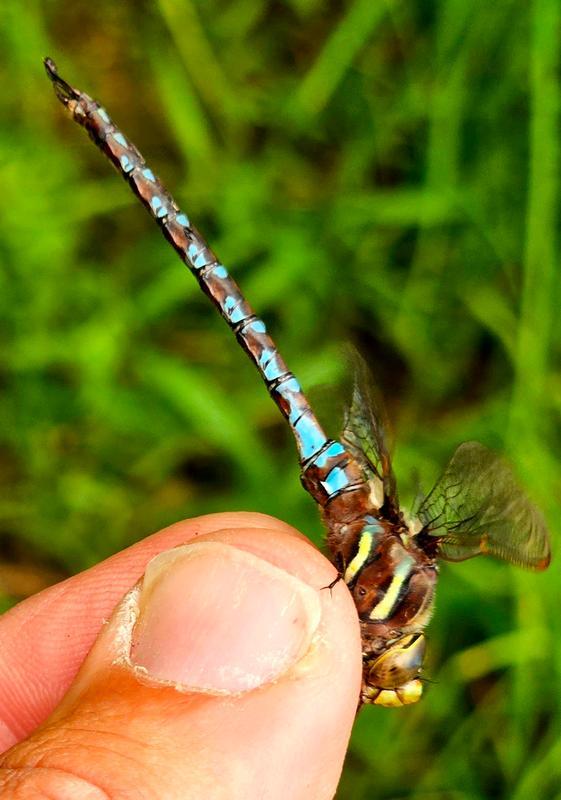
[{"left": 0, "top": 513, "right": 362, "bottom": 798}]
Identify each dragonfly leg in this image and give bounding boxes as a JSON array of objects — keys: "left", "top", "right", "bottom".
[{"left": 321, "top": 571, "right": 344, "bottom": 595}]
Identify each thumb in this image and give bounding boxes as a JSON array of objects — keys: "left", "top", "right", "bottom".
[{"left": 0, "top": 523, "right": 362, "bottom": 799}]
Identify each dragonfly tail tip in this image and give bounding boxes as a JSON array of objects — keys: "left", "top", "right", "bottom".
[
  {"left": 43, "top": 57, "right": 79, "bottom": 107},
  {"left": 43, "top": 56, "right": 57, "bottom": 76}
]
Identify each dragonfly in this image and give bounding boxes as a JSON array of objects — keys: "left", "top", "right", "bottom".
[{"left": 44, "top": 58, "right": 551, "bottom": 709}]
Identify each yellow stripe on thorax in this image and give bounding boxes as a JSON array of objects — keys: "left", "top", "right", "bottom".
[
  {"left": 369, "top": 554, "right": 415, "bottom": 621},
  {"left": 344, "top": 531, "right": 374, "bottom": 584}
]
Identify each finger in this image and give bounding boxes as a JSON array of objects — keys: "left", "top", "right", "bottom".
[
  {"left": 0, "top": 512, "right": 305, "bottom": 748},
  {"left": 0, "top": 525, "right": 362, "bottom": 800}
]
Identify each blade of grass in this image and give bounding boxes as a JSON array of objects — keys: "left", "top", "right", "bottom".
[
  {"left": 507, "top": 0, "right": 560, "bottom": 767},
  {"left": 136, "top": 350, "right": 276, "bottom": 486},
  {"left": 293, "top": 0, "right": 391, "bottom": 117},
  {"left": 508, "top": 0, "right": 560, "bottom": 449},
  {"left": 155, "top": 0, "right": 240, "bottom": 128}
]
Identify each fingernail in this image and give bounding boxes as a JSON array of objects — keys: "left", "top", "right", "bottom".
[{"left": 130, "top": 541, "right": 322, "bottom": 692}]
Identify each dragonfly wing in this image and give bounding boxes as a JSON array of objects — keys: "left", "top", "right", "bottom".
[
  {"left": 417, "top": 441, "right": 551, "bottom": 570},
  {"left": 341, "top": 351, "right": 398, "bottom": 510}
]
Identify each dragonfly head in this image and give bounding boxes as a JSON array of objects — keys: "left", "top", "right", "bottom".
[{"left": 361, "top": 633, "right": 426, "bottom": 707}]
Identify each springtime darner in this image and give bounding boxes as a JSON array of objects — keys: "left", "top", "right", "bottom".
[{"left": 44, "top": 58, "right": 551, "bottom": 709}]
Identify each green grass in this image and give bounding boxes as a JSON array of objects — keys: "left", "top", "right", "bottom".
[{"left": 1, "top": 1, "right": 560, "bottom": 796}]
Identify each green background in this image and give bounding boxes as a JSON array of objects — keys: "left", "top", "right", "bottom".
[{"left": 2, "top": 0, "right": 560, "bottom": 796}]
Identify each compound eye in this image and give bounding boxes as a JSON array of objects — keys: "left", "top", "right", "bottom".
[{"left": 367, "top": 633, "right": 426, "bottom": 690}]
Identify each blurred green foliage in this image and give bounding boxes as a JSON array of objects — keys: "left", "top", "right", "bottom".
[{"left": 1, "top": 0, "right": 561, "bottom": 796}]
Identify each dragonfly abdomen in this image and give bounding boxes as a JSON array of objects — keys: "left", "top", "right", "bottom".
[{"left": 44, "top": 58, "right": 372, "bottom": 511}]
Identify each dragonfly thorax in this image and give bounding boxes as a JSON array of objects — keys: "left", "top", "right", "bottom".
[
  {"left": 339, "top": 513, "right": 437, "bottom": 706},
  {"left": 346, "top": 521, "right": 437, "bottom": 626}
]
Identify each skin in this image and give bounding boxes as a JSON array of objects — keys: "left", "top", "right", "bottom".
[{"left": 0, "top": 513, "right": 363, "bottom": 799}]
